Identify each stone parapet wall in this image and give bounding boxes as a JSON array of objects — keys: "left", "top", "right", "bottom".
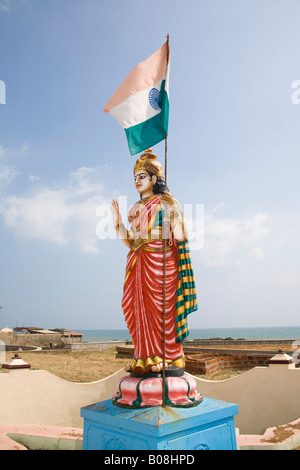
[
  {"left": 0, "top": 332, "right": 14, "bottom": 345},
  {"left": 5, "top": 345, "right": 41, "bottom": 352},
  {"left": 184, "top": 339, "right": 294, "bottom": 347},
  {"left": 69, "top": 341, "right": 132, "bottom": 352},
  {"left": 0, "top": 333, "right": 64, "bottom": 349},
  {"left": 1, "top": 356, "right": 300, "bottom": 435}
]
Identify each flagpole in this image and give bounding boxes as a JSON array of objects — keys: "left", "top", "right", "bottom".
[{"left": 162, "top": 34, "right": 170, "bottom": 408}]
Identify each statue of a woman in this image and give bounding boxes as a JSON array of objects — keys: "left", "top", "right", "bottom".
[{"left": 111, "top": 149, "right": 198, "bottom": 376}]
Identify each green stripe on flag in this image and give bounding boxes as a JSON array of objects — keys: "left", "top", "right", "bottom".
[{"left": 125, "top": 86, "right": 169, "bottom": 156}]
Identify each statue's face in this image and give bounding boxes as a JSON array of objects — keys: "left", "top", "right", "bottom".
[{"left": 134, "top": 170, "right": 156, "bottom": 198}]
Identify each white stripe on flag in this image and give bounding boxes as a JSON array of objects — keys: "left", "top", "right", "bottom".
[{"left": 110, "top": 80, "right": 163, "bottom": 129}]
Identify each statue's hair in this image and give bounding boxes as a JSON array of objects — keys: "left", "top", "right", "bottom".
[{"left": 146, "top": 170, "right": 169, "bottom": 195}]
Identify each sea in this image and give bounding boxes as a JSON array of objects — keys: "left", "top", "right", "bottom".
[{"left": 77, "top": 326, "right": 300, "bottom": 343}]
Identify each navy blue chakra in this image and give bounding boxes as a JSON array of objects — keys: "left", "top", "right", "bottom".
[{"left": 149, "top": 88, "right": 161, "bottom": 111}]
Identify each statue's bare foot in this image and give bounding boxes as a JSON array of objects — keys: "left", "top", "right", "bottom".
[
  {"left": 151, "top": 362, "right": 168, "bottom": 373},
  {"left": 124, "top": 363, "right": 131, "bottom": 372}
]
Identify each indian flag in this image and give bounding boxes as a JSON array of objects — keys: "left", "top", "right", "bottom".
[{"left": 103, "top": 40, "right": 170, "bottom": 156}]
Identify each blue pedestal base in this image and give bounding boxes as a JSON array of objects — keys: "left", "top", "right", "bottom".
[{"left": 80, "top": 397, "right": 238, "bottom": 450}]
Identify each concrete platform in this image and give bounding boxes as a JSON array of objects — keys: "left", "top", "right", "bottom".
[
  {"left": 0, "top": 424, "right": 83, "bottom": 450},
  {"left": 1, "top": 419, "right": 300, "bottom": 450}
]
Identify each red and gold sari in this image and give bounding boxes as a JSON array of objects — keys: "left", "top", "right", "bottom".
[{"left": 122, "top": 193, "right": 197, "bottom": 374}]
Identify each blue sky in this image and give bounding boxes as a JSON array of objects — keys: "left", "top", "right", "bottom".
[{"left": 0, "top": 0, "right": 300, "bottom": 331}]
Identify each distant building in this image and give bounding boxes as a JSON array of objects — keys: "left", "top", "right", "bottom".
[
  {"left": 14, "top": 327, "right": 58, "bottom": 335},
  {"left": 50, "top": 329, "right": 83, "bottom": 344},
  {"left": 8, "top": 327, "right": 83, "bottom": 349},
  {"left": 0, "top": 326, "right": 14, "bottom": 344}
]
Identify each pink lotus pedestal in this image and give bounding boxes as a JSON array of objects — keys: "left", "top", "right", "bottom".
[
  {"left": 82, "top": 369, "right": 239, "bottom": 450},
  {"left": 112, "top": 372, "right": 203, "bottom": 408}
]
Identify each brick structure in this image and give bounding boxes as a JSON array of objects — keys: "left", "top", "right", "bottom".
[
  {"left": 116, "top": 345, "right": 275, "bottom": 374},
  {"left": 116, "top": 344, "right": 296, "bottom": 377},
  {"left": 185, "top": 351, "right": 273, "bottom": 375}
]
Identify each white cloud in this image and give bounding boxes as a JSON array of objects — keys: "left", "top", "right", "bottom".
[
  {"left": 69, "top": 167, "right": 103, "bottom": 195},
  {"left": 251, "top": 247, "right": 265, "bottom": 260},
  {"left": 199, "top": 204, "right": 269, "bottom": 267},
  {"left": 29, "top": 175, "right": 40, "bottom": 183},
  {"left": 0, "top": 0, "right": 11, "bottom": 13},
  {"left": 0, "top": 164, "right": 17, "bottom": 186},
  {"left": 0, "top": 166, "right": 111, "bottom": 253},
  {"left": 0, "top": 144, "right": 19, "bottom": 186},
  {"left": 0, "top": 157, "right": 270, "bottom": 262},
  {"left": 0, "top": 145, "right": 8, "bottom": 159}
]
